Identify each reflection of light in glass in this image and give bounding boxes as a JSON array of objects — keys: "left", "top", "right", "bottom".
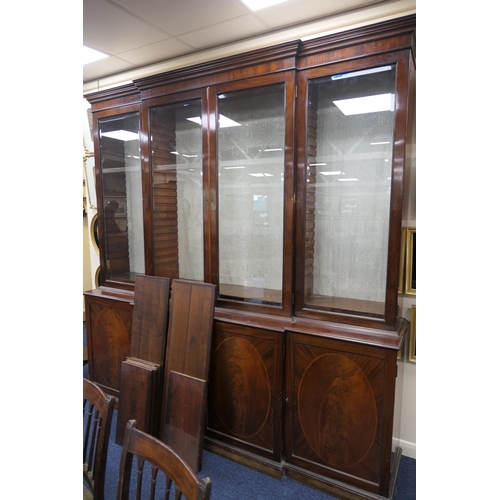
[
  {"left": 253, "top": 195, "right": 268, "bottom": 211},
  {"left": 100, "top": 130, "right": 138, "bottom": 141},
  {"left": 333, "top": 93, "right": 394, "bottom": 116},
  {"left": 249, "top": 173, "right": 273, "bottom": 177},
  {"left": 187, "top": 115, "right": 241, "bottom": 128},
  {"left": 262, "top": 148, "right": 283, "bottom": 152},
  {"left": 169, "top": 150, "right": 197, "bottom": 158},
  {"left": 371, "top": 141, "right": 390, "bottom": 145},
  {"left": 309, "top": 163, "right": 327, "bottom": 166},
  {"left": 224, "top": 166, "right": 246, "bottom": 169},
  {"left": 331, "top": 66, "right": 392, "bottom": 80},
  {"left": 319, "top": 171, "right": 342, "bottom": 176},
  {"left": 218, "top": 115, "right": 241, "bottom": 128},
  {"left": 338, "top": 178, "right": 359, "bottom": 182}
]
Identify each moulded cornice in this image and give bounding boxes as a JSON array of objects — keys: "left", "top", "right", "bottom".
[
  {"left": 84, "top": 83, "right": 140, "bottom": 104},
  {"left": 133, "top": 39, "right": 301, "bottom": 92},
  {"left": 299, "top": 14, "right": 416, "bottom": 61}
]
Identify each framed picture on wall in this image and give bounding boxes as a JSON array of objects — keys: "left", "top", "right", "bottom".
[
  {"left": 398, "top": 228, "right": 406, "bottom": 293},
  {"left": 405, "top": 228, "right": 416, "bottom": 295},
  {"left": 409, "top": 305, "right": 416, "bottom": 362}
]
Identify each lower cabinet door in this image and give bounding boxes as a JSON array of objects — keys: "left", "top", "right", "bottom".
[
  {"left": 205, "top": 321, "right": 284, "bottom": 468},
  {"left": 284, "top": 332, "right": 397, "bottom": 498}
]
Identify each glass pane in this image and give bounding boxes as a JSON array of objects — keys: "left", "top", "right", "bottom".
[
  {"left": 218, "top": 84, "right": 285, "bottom": 305},
  {"left": 304, "top": 65, "right": 396, "bottom": 316},
  {"left": 150, "top": 99, "right": 204, "bottom": 280},
  {"left": 99, "top": 113, "right": 144, "bottom": 283}
]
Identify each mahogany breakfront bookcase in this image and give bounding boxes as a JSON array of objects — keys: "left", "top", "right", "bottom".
[{"left": 84, "top": 15, "right": 415, "bottom": 500}]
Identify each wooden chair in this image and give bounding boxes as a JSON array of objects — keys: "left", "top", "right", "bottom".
[
  {"left": 84, "top": 378, "right": 116, "bottom": 500},
  {"left": 117, "top": 420, "right": 212, "bottom": 500}
]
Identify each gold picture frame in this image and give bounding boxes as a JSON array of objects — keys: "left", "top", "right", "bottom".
[
  {"left": 405, "top": 228, "right": 416, "bottom": 295},
  {"left": 409, "top": 305, "right": 416, "bottom": 362},
  {"left": 95, "top": 266, "right": 102, "bottom": 288}
]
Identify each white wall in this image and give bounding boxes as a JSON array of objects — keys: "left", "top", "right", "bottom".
[
  {"left": 82, "top": 0, "right": 417, "bottom": 459},
  {"left": 394, "top": 296, "right": 416, "bottom": 459}
]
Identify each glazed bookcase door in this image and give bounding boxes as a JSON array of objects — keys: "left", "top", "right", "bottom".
[
  {"left": 144, "top": 91, "right": 208, "bottom": 281},
  {"left": 295, "top": 52, "right": 412, "bottom": 328},
  {"left": 94, "top": 106, "right": 145, "bottom": 287},
  {"left": 211, "top": 72, "right": 296, "bottom": 317}
]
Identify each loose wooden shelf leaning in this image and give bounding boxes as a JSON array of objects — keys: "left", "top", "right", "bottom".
[{"left": 115, "top": 275, "right": 216, "bottom": 474}]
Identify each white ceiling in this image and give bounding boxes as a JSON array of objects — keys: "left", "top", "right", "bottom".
[{"left": 83, "top": 0, "right": 415, "bottom": 88}]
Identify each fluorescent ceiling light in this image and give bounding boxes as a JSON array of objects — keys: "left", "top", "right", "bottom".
[
  {"left": 83, "top": 46, "right": 109, "bottom": 65},
  {"left": 241, "top": 0, "right": 288, "bottom": 11},
  {"left": 338, "top": 178, "right": 359, "bottom": 182},
  {"left": 331, "top": 66, "right": 392, "bottom": 81},
  {"left": 249, "top": 173, "right": 273, "bottom": 177},
  {"left": 224, "top": 166, "right": 246, "bottom": 170},
  {"left": 100, "top": 130, "right": 138, "bottom": 141},
  {"left": 333, "top": 93, "right": 394, "bottom": 116},
  {"left": 187, "top": 115, "right": 241, "bottom": 128}
]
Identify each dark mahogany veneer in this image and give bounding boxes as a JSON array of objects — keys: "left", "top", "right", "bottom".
[{"left": 84, "top": 15, "right": 415, "bottom": 500}]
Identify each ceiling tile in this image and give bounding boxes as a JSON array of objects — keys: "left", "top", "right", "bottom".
[
  {"left": 83, "top": 0, "right": 416, "bottom": 84},
  {"left": 111, "top": 0, "right": 250, "bottom": 36},
  {"left": 83, "top": 0, "right": 169, "bottom": 55},
  {"left": 117, "top": 38, "right": 196, "bottom": 66},
  {"left": 253, "top": 0, "right": 385, "bottom": 28},
  {"left": 177, "top": 15, "right": 268, "bottom": 49}
]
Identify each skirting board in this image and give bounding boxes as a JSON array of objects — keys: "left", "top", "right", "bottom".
[{"left": 393, "top": 438, "right": 416, "bottom": 459}]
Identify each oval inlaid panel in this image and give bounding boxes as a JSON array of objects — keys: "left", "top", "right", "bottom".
[
  {"left": 212, "top": 337, "right": 270, "bottom": 439},
  {"left": 298, "top": 353, "right": 377, "bottom": 468},
  {"left": 92, "top": 308, "right": 130, "bottom": 389}
]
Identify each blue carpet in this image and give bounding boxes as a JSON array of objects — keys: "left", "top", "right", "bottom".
[{"left": 84, "top": 322, "right": 415, "bottom": 499}]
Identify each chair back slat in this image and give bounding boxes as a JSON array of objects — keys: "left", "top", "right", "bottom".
[
  {"left": 83, "top": 378, "right": 116, "bottom": 500},
  {"left": 117, "top": 420, "right": 212, "bottom": 500}
]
